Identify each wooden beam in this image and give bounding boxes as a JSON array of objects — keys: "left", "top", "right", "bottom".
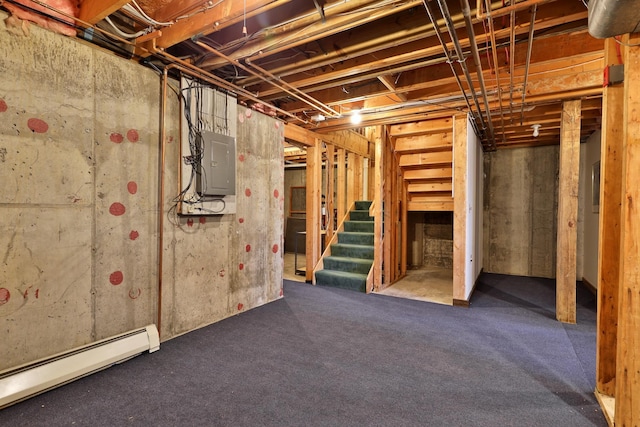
[
  {"left": 452, "top": 115, "right": 467, "bottom": 302},
  {"left": 150, "top": 0, "right": 290, "bottom": 51},
  {"left": 403, "top": 167, "right": 452, "bottom": 181},
  {"left": 336, "top": 148, "right": 347, "bottom": 222},
  {"left": 407, "top": 182, "right": 452, "bottom": 193},
  {"left": 346, "top": 152, "right": 356, "bottom": 209},
  {"left": 325, "top": 144, "right": 335, "bottom": 243},
  {"left": 615, "top": 31, "right": 640, "bottom": 427},
  {"left": 595, "top": 38, "right": 623, "bottom": 399},
  {"left": 322, "top": 130, "right": 371, "bottom": 157},
  {"left": 389, "top": 117, "right": 454, "bottom": 137},
  {"left": 407, "top": 200, "right": 454, "bottom": 211},
  {"left": 556, "top": 99, "right": 581, "bottom": 324},
  {"left": 78, "top": 0, "right": 129, "bottom": 24},
  {"left": 394, "top": 133, "right": 453, "bottom": 154},
  {"left": 398, "top": 151, "right": 453, "bottom": 168},
  {"left": 373, "top": 133, "right": 384, "bottom": 290},
  {"left": 378, "top": 74, "right": 407, "bottom": 102},
  {"left": 306, "top": 140, "right": 322, "bottom": 282},
  {"left": 284, "top": 123, "right": 318, "bottom": 147}
]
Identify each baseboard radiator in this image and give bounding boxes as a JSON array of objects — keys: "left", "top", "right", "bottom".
[{"left": 0, "top": 324, "right": 160, "bottom": 409}]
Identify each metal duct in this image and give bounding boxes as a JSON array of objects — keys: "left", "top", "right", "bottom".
[{"left": 588, "top": 0, "right": 640, "bottom": 38}]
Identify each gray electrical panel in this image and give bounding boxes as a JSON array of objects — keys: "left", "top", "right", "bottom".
[{"left": 197, "top": 131, "right": 236, "bottom": 196}]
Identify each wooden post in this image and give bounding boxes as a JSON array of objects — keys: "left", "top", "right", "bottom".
[
  {"left": 347, "top": 151, "right": 356, "bottom": 209},
  {"left": 354, "top": 154, "right": 363, "bottom": 201},
  {"left": 373, "top": 135, "right": 384, "bottom": 290},
  {"left": 595, "top": 38, "right": 623, "bottom": 398},
  {"left": 305, "top": 140, "right": 322, "bottom": 282},
  {"left": 453, "top": 115, "right": 468, "bottom": 302},
  {"left": 383, "top": 135, "right": 393, "bottom": 288},
  {"left": 615, "top": 31, "right": 640, "bottom": 427},
  {"left": 336, "top": 148, "right": 346, "bottom": 222},
  {"left": 556, "top": 99, "right": 581, "bottom": 324},
  {"left": 326, "top": 144, "right": 335, "bottom": 243},
  {"left": 401, "top": 180, "right": 408, "bottom": 277}
]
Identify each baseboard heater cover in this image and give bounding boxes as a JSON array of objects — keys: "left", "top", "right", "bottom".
[{"left": 0, "top": 324, "right": 160, "bottom": 409}]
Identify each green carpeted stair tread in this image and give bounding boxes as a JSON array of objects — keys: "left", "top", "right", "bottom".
[
  {"left": 338, "top": 231, "right": 374, "bottom": 245},
  {"left": 354, "top": 200, "right": 372, "bottom": 210},
  {"left": 315, "top": 270, "right": 367, "bottom": 292},
  {"left": 331, "top": 243, "right": 374, "bottom": 259},
  {"left": 323, "top": 256, "right": 373, "bottom": 275},
  {"left": 349, "top": 210, "right": 374, "bottom": 221},
  {"left": 344, "top": 221, "right": 374, "bottom": 233}
]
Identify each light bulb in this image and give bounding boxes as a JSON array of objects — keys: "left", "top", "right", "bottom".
[
  {"left": 532, "top": 124, "right": 541, "bottom": 137},
  {"left": 350, "top": 110, "right": 362, "bottom": 125}
]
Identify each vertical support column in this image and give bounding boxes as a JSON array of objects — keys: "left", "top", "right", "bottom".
[
  {"left": 401, "top": 180, "right": 408, "bottom": 277},
  {"left": 354, "top": 154, "right": 364, "bottom": 201},
  {"left": 596, "top": 38, "right": 623, "bottom": 398},
  {"left": 556, "top": 99, "right": 581, "bottom": 324},
  {"left": 326, "top": 144, "right": 335, "bottom": 243},
  {"left": 347, "top": 151, "right": 356, "bottom": 209},
  {"left": 306, "top": 139, "right": 322, "bottom": 282},
  {"left": 383, "top": 135, "right": 393, "bottom": 288},
  {"left": 336, "top": 148, "right": 346, "bottom": 222},
  {"left": 615, "top": 31, "right": 640, "bottom": 427},
  {"left": 373, "top": 135, "right": 384, "bottom": 290},
  {"left": 453, "top": 115, "right": 468, "bottom": 302}
]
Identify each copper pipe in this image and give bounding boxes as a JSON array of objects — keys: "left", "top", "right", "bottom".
[
  {"left": 194, "top": 40, "right": 340, "bottom": 118},
  {"left": 509, "top": 9, "right": 516, "bottom": 122},
  {"left": 459, "top": 0, "right": 496, "bottom": 148},
  {"left": 484, "top": 0, "right": 506, "bottom": 143},
  {"left": 421, "top": 0, "right": 481, "bottom": 137},
  {"left": 520, "top": 5, "right": 537, "bottom": 124},
  {"left": 477, "top": 0, "right": 553, "bottom": 20}
]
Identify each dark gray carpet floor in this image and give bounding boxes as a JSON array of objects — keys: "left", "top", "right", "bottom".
[{"left": 0, "top": 273, "right": 606, "bottom": 426}]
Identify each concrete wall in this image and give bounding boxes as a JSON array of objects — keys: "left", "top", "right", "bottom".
[
  {"left": 423, "top": 212, "right": 453, "bottom": 268},
  {"left": 483, "top": 145, "right": 559, "bottom": 278},
  {"left": 581, "top": 130, "right": 601, "bottom": 287},
  {"left": 0, "top": 14, "right": 283, "bottom": 371}
]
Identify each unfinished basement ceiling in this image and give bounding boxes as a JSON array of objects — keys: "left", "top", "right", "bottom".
[{"left": 4, "top": 0, "right": 604, "bottom": 150}]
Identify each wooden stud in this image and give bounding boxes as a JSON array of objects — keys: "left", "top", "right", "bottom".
[
  {"left": 401, "top": 180, "right": 408, "bottom": 277},
  {"left": 615, "top": 31, "right": 640, "bottom": 427},
  {"left": 595, "top": 37, "right": 623, "bottom": 399},
  {"left": 347, "top": 151, "right": 356, "bottom": 209},
  {"left": 336, "top": 148, "right": 347, "bottom": 222},
  {"left": 326, "top": 144, "right": 336, "bottom": 243},
  {"left": 452, "top": 115, "right": 467, "bottom": 302},
  {"left": 354, "top": 154, "right": 364, "bottom": 201},
  {"left": 306, "top": 140, "right": 323, "bottom": 282},
  {"left": 383, "top": 135, "right": 394, "bottom": 289},
  {"left": 556, "top": 99, "right": 581, "bottom": 324},
  {"left": 373, "top": 133, "right": 384, "bottom": 290}
]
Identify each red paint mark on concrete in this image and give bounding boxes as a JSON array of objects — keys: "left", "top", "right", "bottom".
[
  {"left": 237, "top": 303, "right": 244, "bottom": 311},
  {"left": 245, "top": 188, "right": 252, "bottom": 197},
  {"left": 274, "top": 121, "right": 280, "bottom": 129},
  {"left": 129, "top": 230, "right": 139, "bottom": 240},
  {"left": 0, "top": 288, "right": 10, "bottom": 305},
  {"left": 27, "top": 118, "right": 48, "bottom": 133},
  {"left": 199, "top": 217, "right": 206, "bottom": 224},
  {"left": 238, "top": 263, "right": 244, "bottom": 270},
  {"left": 0, "top": 99, "right": 7, "bottom": 112},
  {"left": 168, "top": 135, "right": 174, "bottom": 143},
  {"left": 35, "top": 289, "right": 39, "bottom": 298},
  {"left": 110, "top": 271, "right": 124, "bottom": 285},
  {"left": 238, "top": 153, "right": 245, "bottom": 162},
  {"left": 109, "top": 202, "right": 126, "bottom": 216},
  {"left": 187, "top": 218, "right": 194, "bottom": 227},
  {"left": 219, "top": 269, "right": 226, "bottom": 277},
  {"left": 238, "top": 218, "right": 244, "bottom": 224},
  {"left": 273, "top": 189, "right": 279, "bottom": 198},
  {"left": 272, "top": 244, "right": 279, "bottom": 254},
  {"left": 279, "top": 288, "right": 284, "bottom": 297},
  {"left": 128, "top": 288, "right": 141, "bottom": 299},
  {"left": 238, "top": 113, "right": 245, "bottom": 123},
  {"left": 127, "top": 129, "right": 139, "bottom": 142},
  {"left": 245, "top": 109, "right": 252, "bottom": 118},
  {"left": 127, "top": 181, "right": 138, "bottom": 195},
  {"left": 110, "top": 133, "right": 124, "bottom": 143},
  {"left": 245, "top": 244, "right": 251, "bottom": 252}
]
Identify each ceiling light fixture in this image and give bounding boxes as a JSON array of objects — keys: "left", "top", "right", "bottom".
[
  {"left": 311, "top": 113, "right": 326, "bottom": 122},
  {"left": 350, "top": 110, "right": 362, "bottom": 125},
  {"left": 532, "top": 124, "right": 541, "bottom": 137}
]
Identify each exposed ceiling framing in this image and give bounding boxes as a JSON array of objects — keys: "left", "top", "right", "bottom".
[{"left": 4, "top": 0, "right": 604, "bottom": 154}]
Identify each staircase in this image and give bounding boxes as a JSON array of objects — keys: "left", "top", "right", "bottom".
[{"left": 315, "top": 201, "right": 374, "bottom": 292}]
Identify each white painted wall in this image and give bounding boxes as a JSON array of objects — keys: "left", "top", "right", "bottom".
[
  {"left": 581, "top": 130, "right": 602, "bottom": 287},
  {"left": 464, "top": 115, "right": 483, "bottom": 299}
]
